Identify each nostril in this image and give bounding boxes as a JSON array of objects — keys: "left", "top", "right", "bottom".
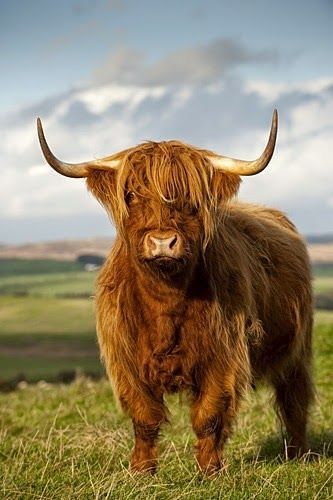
[
  {"left": 169, "top": 235, "right": 178, "bottom": 249},
  {"left": 148, "top": 235, "right": 157, "bottom": 250}
]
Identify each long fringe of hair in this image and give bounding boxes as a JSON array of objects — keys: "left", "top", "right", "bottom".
[{"left": 87, "top": 140, "right": 241, "bottom": 249}]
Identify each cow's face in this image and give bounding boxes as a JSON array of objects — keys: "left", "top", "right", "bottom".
[
  {"left": 86, "top": 147, "right": 241, "bottom": 279},
  {"left": 123, "top": 189, "right": 203, "bottom": 277}
]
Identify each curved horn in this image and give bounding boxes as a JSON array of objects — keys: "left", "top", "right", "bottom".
[
  {"left": 37, "top": 118, "right": 121, "bottom": 178},
  {"left": 210, "top": 109, "right": 278, "bottom": 176}
]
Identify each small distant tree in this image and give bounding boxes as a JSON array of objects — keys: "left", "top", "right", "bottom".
[{"left": 76, "top": 254, "right": 105, "bottom": 266}]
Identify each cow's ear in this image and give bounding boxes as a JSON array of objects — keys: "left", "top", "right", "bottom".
[
  {"left": 86, "top": 169, "right": 118, "bottom": 213},
  {"left": 211, "top": 170, "right": 241, "bottom": 204}
]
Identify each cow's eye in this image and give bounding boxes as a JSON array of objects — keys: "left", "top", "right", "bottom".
[
  {"left": 184, "top": 204, "right": 199, "bottom": 216},
  {"left": 125, "top": 191, "right": 137, "bottom": 205}
]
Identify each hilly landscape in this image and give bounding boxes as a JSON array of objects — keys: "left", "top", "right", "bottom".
[
  {"left": 0, "top": 235, "right": 333, "bottom": 263},
  {"left": 0, "top": 237, "right": 112, "bottom": 261}
]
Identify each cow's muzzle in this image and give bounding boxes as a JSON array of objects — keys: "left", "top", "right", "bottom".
[
  {"left": 143, "top": 231, "right": 184, "bottom": 259},
  {"left": 142, "top": 231, "right": 188, "bottom": 276}
]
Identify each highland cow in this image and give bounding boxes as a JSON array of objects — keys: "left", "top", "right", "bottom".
[{"left": 37, "top": 110, "right": 314, "bottom": 475}]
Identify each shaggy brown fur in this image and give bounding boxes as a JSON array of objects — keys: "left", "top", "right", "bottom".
[{"left": 87, "top": 140, "right": 313, "bottom": 475}]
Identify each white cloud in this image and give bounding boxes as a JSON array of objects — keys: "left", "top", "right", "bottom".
[
  {"left": 244, "top": 77, "right": 333, "bottom": 103},
  {"left": 75, "top": 84, "right": 167, "bottom": 114},
  {"left": 28, "top": 165, "right": 48, "bottom": 176},
  {"left": 289, "top": 98, "right": 333, "bottom": 137}
]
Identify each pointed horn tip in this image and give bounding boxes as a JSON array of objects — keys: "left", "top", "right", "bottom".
[
  {"left": 273, "top": 108, "right": 278, "bottom": 123},
  {"left": 209, "top": 108, "right": 278, "bottom": 176},
  {"left": 37, "top": 117, "right": 44, "bottom": 140},
  {"left": 35, "top": 116, "right": 114, "bottom": 177},
  {"left": 266, "top": 109, "right": 278, "bottom": 146}
]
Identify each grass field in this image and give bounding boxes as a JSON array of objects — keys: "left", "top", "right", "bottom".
[
  {"left": 1, "top": 259, "right": 333, "bottom": 383},
  {"left": 0, "top": 258, "right": 86, "bottom": 277},
  {"left": 0, "top": 270, "right": 95, "bottom": 297},
  {"left": 0, "top": 259, "right": 101, "bottom": 382},
  {"left": 0, "top": 312, "right": 332, "bottom": 499}
]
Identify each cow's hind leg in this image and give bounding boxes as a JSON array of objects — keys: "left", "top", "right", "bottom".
[{"left": 273, "top": 361, "right": 314, "bottom": 459}]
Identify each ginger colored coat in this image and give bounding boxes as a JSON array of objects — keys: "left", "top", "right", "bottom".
[{"left": 85, "top": 141, "right": 313, "bottom": 474}]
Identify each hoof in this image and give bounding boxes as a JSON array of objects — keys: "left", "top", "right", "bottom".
[
  {"left": 197, "top": 450, "right": 224, "bottom": 477},
  {"left": 130, "top": 448, "right": 157, "bottom": 474},
  {"left": 130, "top": 460, "right": 157, "bottom": 474}
]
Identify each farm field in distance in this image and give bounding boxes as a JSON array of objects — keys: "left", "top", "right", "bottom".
[
  {"left": 0, "top": 259, "right": 101, "bottom": 382},
  {"left": 0, "top": 258, "right": 333, "bottom": 383}
]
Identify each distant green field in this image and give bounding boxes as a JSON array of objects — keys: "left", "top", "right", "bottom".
[
  {"left": 312, "top": 264, "right": 333, "bottom": 296},
  {"left": 0, "top": 356, "right": 102, "bottom": 382},
  {"left": 0, "top": 259, "right": 101, "bottom": 382},
  {"left": 0, "top": 295, "right": 101, "bottom": 381},
  {"left": 314, "top": 309, "right": 333, "bottom": 325},
  {"left": 0, "top": 258, "right": 333, "bottom": 383},
  {"left": 314, "top": 276, "right": 333, "bottom": 294},
  {"left": 312, "top": 263, "right": 333, "bottom": 278},
  {"left": 0, "top": 296, "right": 95, "bottom": 336},
  {"left": 0, "top": 258, "right": 331, "bottom": 297},
  {"left": 0, "top": 258, "right": 85, "bottom": 277},
  {"left": 0, "top": 270, "right": 96, "bottom": 297}
]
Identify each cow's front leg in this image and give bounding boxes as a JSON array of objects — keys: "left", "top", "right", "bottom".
[
  {"left": 192, "top": 414, "right": 223, "bottom": 475},
  {"left": 119, "top": 382, "right": 166, "bottom": 474},
  {"left": 131, "top": 419, "right": 161, "bottom": 473},
  {"left": 191, "top": 373, "right": 241, "bottom": 475}
]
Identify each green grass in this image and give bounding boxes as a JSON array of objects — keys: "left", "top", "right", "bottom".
[
  {"left": 0, "top": 318, "right": 332, "bottom": 499},
  {"left": 0, "top": 260, "right": 100, "bottom": 381},
  {"left": 0, "top": 295, "right": 100, "bottom": 381},
  {"left": 0, "top": 296, "right": 95, "bottom": 336},
  {"left": 312, "top": 264, "right": 333, "bottom": 278},
  {"left": 0, "top": 270, "right": 96, "bottom": 297},
  {"left": 314, "top": 277, "right": 333, "bottom": 294},
  {"left": 312, "top": 264, "right": 333, "bottom": 295}
]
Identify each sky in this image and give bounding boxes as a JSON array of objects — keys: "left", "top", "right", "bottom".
[{"left": 0, "top": 0, "right": 333, "bottom": 243}]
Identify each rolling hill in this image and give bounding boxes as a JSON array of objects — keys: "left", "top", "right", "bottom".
[{"left": 0, "top": 235, "right": 333, "bottom": 263}]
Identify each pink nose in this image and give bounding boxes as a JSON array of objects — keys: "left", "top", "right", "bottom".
[{"left": 148, "top": 234, "right": 179, "bottom": 257}]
